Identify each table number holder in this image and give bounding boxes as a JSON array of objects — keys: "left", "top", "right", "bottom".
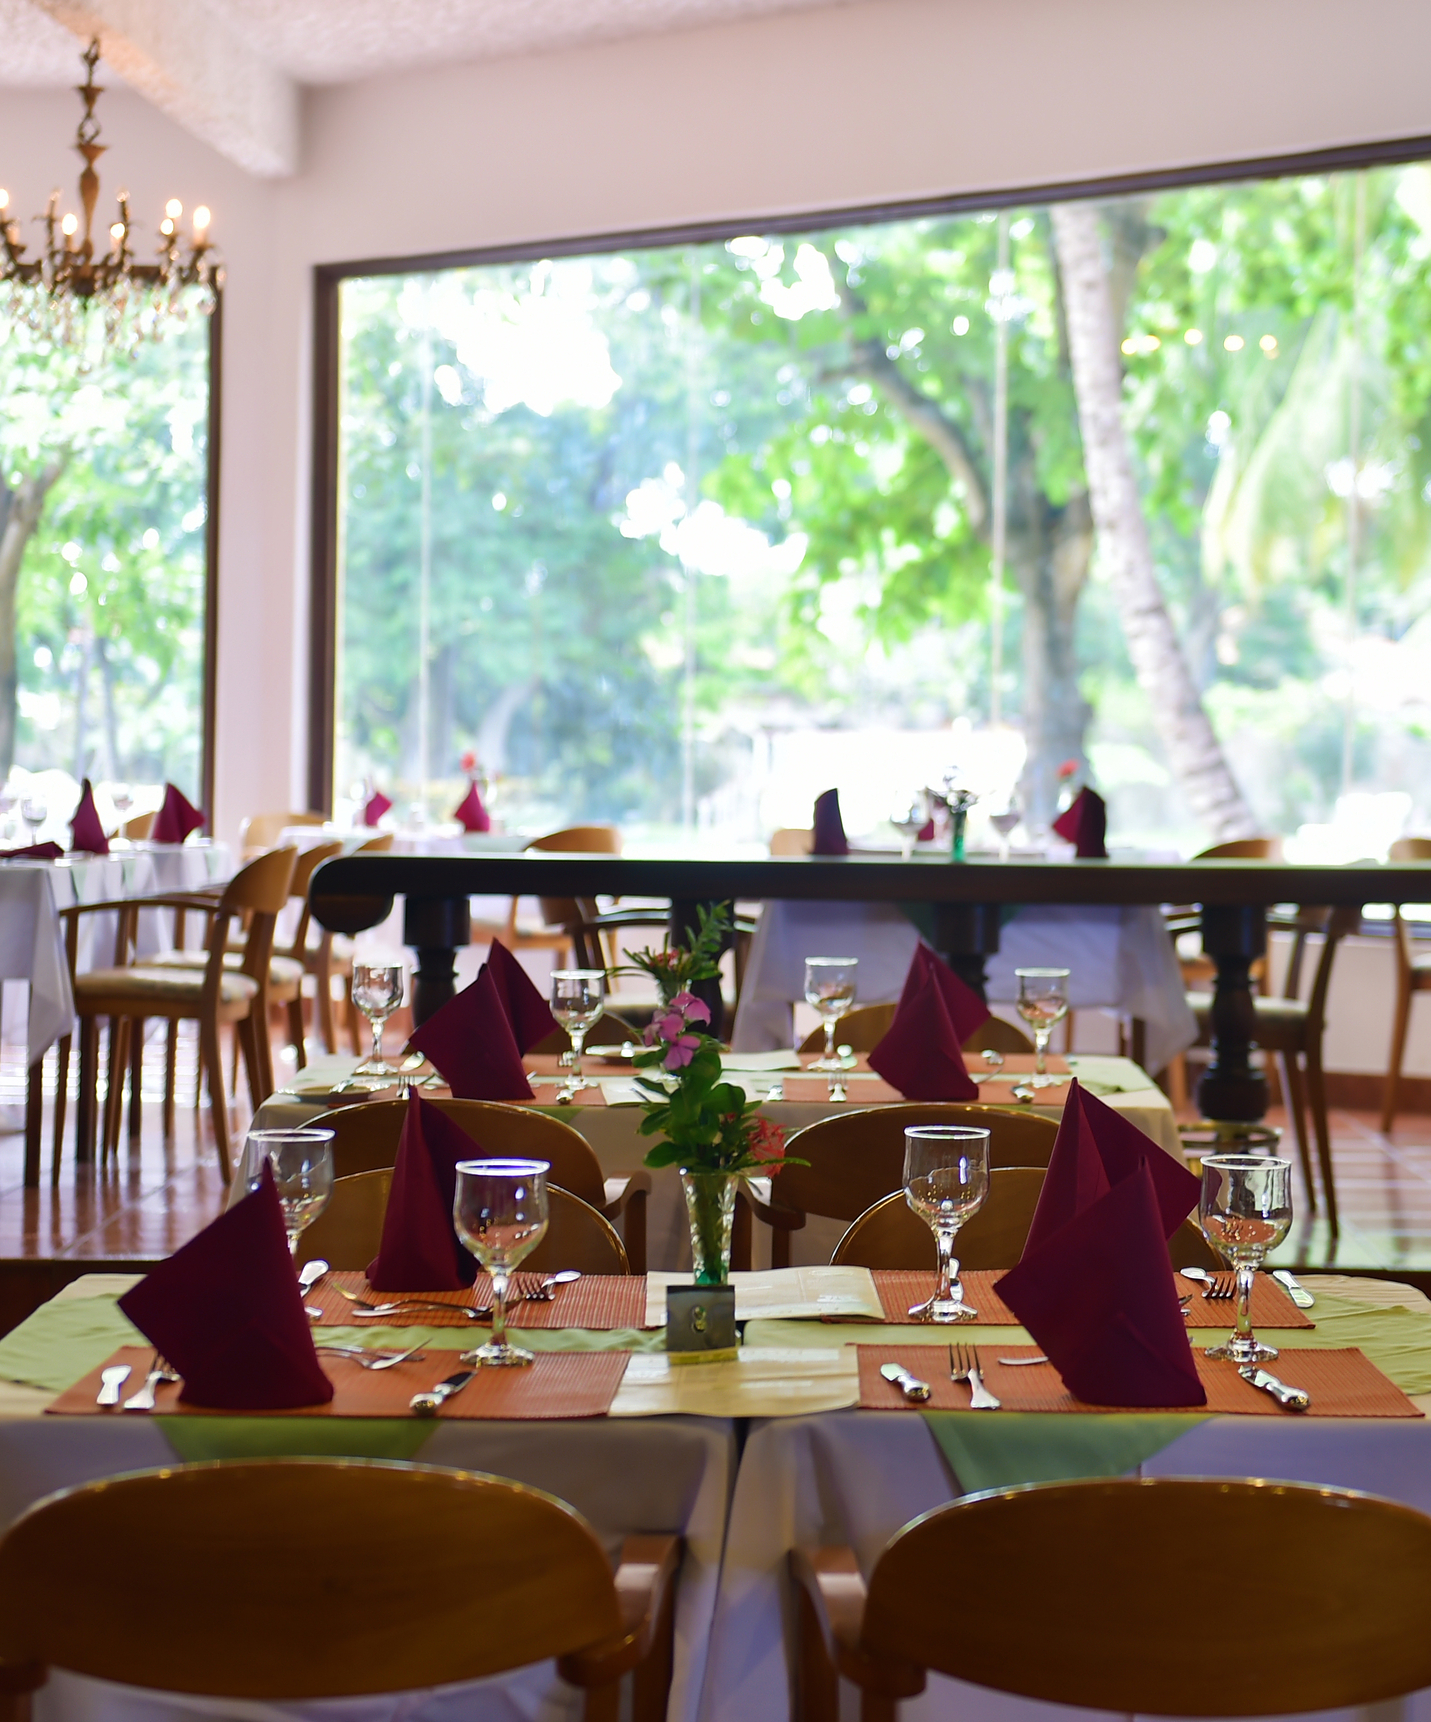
[{"left": 666, "top": 1285, "right": 738, "bottom": 1364}]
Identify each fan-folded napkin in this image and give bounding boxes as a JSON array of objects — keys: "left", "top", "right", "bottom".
[
  {"left": 868, "top": 957, "right": 978, "bottom": 1100},
  {"left": 69, "top": 779, "right": 108, "bottom": 855},
  {"left": 453, "top": 779, "right": 491, "bottom": 833},
  {"left": 151, "top": 782, "right": 205, "bottom": 844},
  {"left": 368, "top": 1092, "right": 478, "bottom": 1290},
  {"left": 811, "top": 788, "right": 849, "bottom": 856},
  {"left": 1052, "top": 786, "right": 1108, "bottom": 859},
  {"left": 408, "top": 966, "right": 534, "bottom": 1099}
]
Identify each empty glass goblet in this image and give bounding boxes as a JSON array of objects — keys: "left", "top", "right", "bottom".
[
  {"left": 245, "top": 1127, "right": 335, "bottom": 1259},
  {"left": 990, "top": 804, "right": 1020, "bottom": 862},
  {"left": 20, "top": 797, "right": 47, "bottom": 843},
  {"left": 903, "top": 1125, "right": 990, "bottom": 1322},
  {"left": 351, "top": 962, "right": 404, "bottom": 1077},
  {"left": 891, "top": 804, "right": 927, "bottom": 862},
  {"left": 551, "top": 968, "right": 605, "bottom": 1096},
  {"left": 1199, "top": 1154, "right": 1293, "bottom": 1364},
  {"left": 454, "top": 1158, "right": 550, "bottom": 1367},
  {"left": 804, "top": 956, "right": 858, "bottom": 1071},
  {"left": 1015, "top": 967, "right": 1070, "bottom": 1086}
]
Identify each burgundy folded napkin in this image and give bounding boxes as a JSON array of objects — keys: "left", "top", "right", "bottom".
[
  {"left": 0, "top": 842, "right": 63, "bottom": 861},
  {"left": 452, "top": 778, "right": 491, "bottom": 833},
  {"left": 484, "top": 937, "right": 559, "bottom": 1053},
  {"left": 811, "top": 788, "right": 849, "bottom": 856},
  {"left": 917, "top": 817, "right": 935, "bottom": 841},
  {"left": 118, "top": 1164, "right": 332, "bottom": 1410},
  {"left": 408, "top": 967, "right": 535, "bottom": 1100},
  {"left": 151, "top": 782, "right": 205, "bottom": 844},
  {"left": 868, "top": 960, "right": 978, "bottom": 1100},
  {"left": 362, "top": 788, "right": 393, "bottom": 827},
  {"left": 69, "top": 778, "right": 108, "bottom": 855},
  {"left": 997, "top": 1161, "right": 1207, "bottom": 1407},
  {"left": 1023, "top": 1080, "right": 1199, "bottom": 1259},
  {"left": 903, "top": 943, "right": 990, "bottom": 1044},
  {"left": 368, "top": 1093, "right": 478, "bottom": 1291},
  {"left": 1052, "top": 786, "right": 1107, "bottom": 859}
]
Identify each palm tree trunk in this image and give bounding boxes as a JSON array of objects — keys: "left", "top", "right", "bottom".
[
  {"left": 1051, "top": 201, "right": 1257, "bottom": 841},
  {"left": 0, "top": 455, "right": 69, "bottom": 777}
]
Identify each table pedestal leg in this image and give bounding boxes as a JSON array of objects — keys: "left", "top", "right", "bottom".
[
  {"left": 1196, "top": 905, "right": 1268, "bottom": 1122},
  {"left": 403, "top": 897, "right": 471, "bottom": 1028},
  {"left": 929, "top": 903, "right": 1001, "bottom": 1001},
  {"left": 669, "top": 900, "right": 731, "bottom": 1040}
]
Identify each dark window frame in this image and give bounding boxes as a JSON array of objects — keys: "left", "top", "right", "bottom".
[{"left": 202, "top": 289, "right": 222, "bottom": 822}]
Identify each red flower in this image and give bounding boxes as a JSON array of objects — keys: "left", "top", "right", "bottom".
[
  {"left": 1057, "top": 759, "right": 1080, "bottom": 779},
  {"left": 748, "top": 1115, "right": 787, "bottom": 1165},
  {"left": 460, "top": 750, "right": 478, "bottom": 773}
]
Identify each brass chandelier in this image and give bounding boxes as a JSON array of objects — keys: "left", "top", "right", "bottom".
[{"left": 0, "top": 38, "right": 222, "bottom": 357}]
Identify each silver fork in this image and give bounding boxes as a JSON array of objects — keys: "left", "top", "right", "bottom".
[
  {"left": 1204, "top": 1272, "right": 1237, "bottom": 1300},
  {"left": 950, "top": 1343, "right": 1001, "bottom": 1410},
  {"left": 123, "top": 1356, "right": 179, "bottom": 1411},
  {"left": 315, "top": 1343, "right": 426, "bottom": 1371}
]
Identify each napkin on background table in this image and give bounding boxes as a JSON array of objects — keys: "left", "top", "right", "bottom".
[
  {"left": 367, "top": 1092, "right": 478, "bottom": 1290},
  {"left": 452, "top": 778, "right": 491, "bottom": 833},
  {"left": 996, "top": 1161, "right": 1208, "bottom": 1407},
  {"left": 362, "top": 788, "right": 393, "bottom": 827},
  {"left": 408, "top": 966, "right": 535, "bottom": 1100},
  {"left": 118, "top": 1164, "right": 333, "bottom": 1410},
  {"left": 868, "top": 959, "right": 978, "bottom": 1100},
  {"left": 69, "top": 778, "right": 108, "bottom": 855},
  {"left": 484, "top": 938, "right": 559, "bottom": 1052},
  {"left": 0, "top": 843, "right": 63, "bottom": 861},
  {"left": 151, "top": 782, "right": 205, "bottom": 844},
  {"left": 1052, "top": 786, "right": 1108, "bottom": 859},
  {"left": 811, "top": 788, "right": 849, "bottom": 856}
]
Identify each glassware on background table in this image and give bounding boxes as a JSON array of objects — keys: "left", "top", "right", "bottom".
[
  {"left": 891, "top": 802, "right": 927, "bottom": 862},
  {"left": 245, "top": 1127, "right": 335, "bottom": 1258},
  {"left": 1199, "top": 1154, "right": 1293, "bottom": 1364},
  {"left": 110, "top": 782, "right": 133, "bottom": 821},
  {"left": 0, "top": 783, "right": 14, "bottom": 842},
  {"left": 454, "top": 1158, "right": 550, "bottom": 1367},
  {"left": 20, "top": 796, "right": 47, "bottom": 843},
  {"left": 804, "top": 956, "right": 858, "bottom": 1071},
  {"left": 903, "top": 1125, "right": 990, "bottom": 1322},
  {"left": 1015, "top": 967, "right": 1070, "bottom": 1086},
  {"left": 551, "top": 968, "right": 606, "bottom": 1097},
  {"left": 990, "top": 803, "right": 1020, "bottom": 862},
  {"left": 351, "top": 962, "right": 405, "bottom": 1078}
]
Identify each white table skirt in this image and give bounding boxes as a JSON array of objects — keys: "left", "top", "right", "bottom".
[{"left": 732, "top": 902, "right": 1197, "bottom": 1075}]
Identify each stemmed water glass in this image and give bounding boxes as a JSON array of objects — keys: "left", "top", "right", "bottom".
[
  {"left": 804, "top": 956, "right": 858, "bottom": 1071},
  {"left": 903, "top": 1125, "right": 990, "bottom": 1322},
  {"left": 891, "top": 803, "right": 927, "bottom": 862},
  {"left": 0, "top": 782, "right": 15, "bottom": 842},
  {"left": 454, "top": 1158, "right": 550, "bottom": 1367},
  {"left": 989, "top": 803, "right": 1020, "bottom": 862},
  {"left": 20, "top": 796, "right": 47, "bottom": 843},
  {"left": 246, "top": 1127, "right": 335, "bottom": 1259},
  {"left": 1199, "top": 1155, "right": 1293, "bottom": 1364},
  {"left": 551, "top": 969, "right": 605, "bottom": 1097},
  {"left": 351, "top": 962, "right": 405, "bottom": 1078},
  {"left": 1015, "top": 967, "right": 1070, "bottom": 1086}
]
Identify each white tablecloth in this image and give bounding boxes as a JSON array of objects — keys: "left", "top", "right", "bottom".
[{"left": 732, "top": 902, "right": 1197, "bottom": 1074}]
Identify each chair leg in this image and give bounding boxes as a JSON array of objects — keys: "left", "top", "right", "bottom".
[
  {"left": 731, "top": 1189, "right": 753, "bottom": 1273},
  {"left": 793, "top": 1575, "right": 841, "bottom": 1722},
  {"left": 76, "top": 1016, "right": 99, "bottom": 1164},
  {"left": 200, "top": 1017, "right": 232, "bottom": 1183},
  {"left": 1381, "top": 978, "right": 1415, "bottom": 1134},
  {"left": 1306, "top": 1047, "right": 1338, "bottom": 1235},
  {"left": 1279, "top": 1052, "right": 1316, "bottom": 1217},
  {"left": 771, "top": 1222, "right": 792, "bottom": 1271},
  {"left": 103, "top": 1018, "right": 128, "bottom": 1162},
  {"left": 52, "top": 1033, "right": 71, "bottom": 1175},
  {"left": 624, "top": 1189, "right": 648, "bottom": 1276},
  {"left": 346, "top": 974, "right": 363, "bottom": 1055},
  {"left": 288, "top": 996, "right": 307, "bottom": 1071},
  {"left": 315, "top": 940, "right": 337, "bottom": 1054},
  {"left": 163, "top": 1021, "right": 177, "bottom": 1138},
  {"left": 24, "top": 1057, "right": 43, "bottom": 1190},
  {"left": 237, "top": 1015, "right": 265, "bottom": 1115},
  {"left": 128, "top": 1015, "right": 144, "bottom": 1144}
]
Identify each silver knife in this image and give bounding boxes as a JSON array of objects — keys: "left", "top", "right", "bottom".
[
  {"left": 1272, "top": 1269, "right": 1314, "bottom": 1309},
  {"left": 1239, "top": 1364, "right": 1311, "bottom": 1411},
  {"left": 409, "top": 1368, "right": 478, "bottom": 1417},
  {"left": 879, "top": 1362, "right": 931, "bottom": 1403}
]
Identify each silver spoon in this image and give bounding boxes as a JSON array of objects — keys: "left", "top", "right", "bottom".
[
  {"left": 96, "top": 1364, "right": 131, "bottom": 1407},
  {"left": 1179, "top": 1268, "right": 1213, "bottom": 1289},
  {"left": 996, "top": 1355, "right": 1050, "bottom": 1367},
  {"left": 299, "top": 1257, "right": 329, "bottom": 1295}
]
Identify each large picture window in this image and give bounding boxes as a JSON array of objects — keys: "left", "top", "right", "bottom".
[{"left": 324, "top": 155, "right": 1431, "bottom": 855}]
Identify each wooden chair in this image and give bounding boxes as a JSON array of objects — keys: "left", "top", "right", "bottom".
[
  {"left": 531, "top": 1008, "right": 642, "bottom": 1057},
  {"left": 472, "top": 824, "right": 623, "bottom": 965},
  {"left": 239, "top": 808, "right": 325, "bottom": 860},
  {"left": 962, "top": 1015, "right": 1035, "bottom": 1055},
  {"left": 71, "top": 848, "right": 298, "bottom": 1180},
  {"left": 790, "top": 1477, "right": 1431, "bottom": 1722},
  {"left": 740, "top": 1104, "right": 1059, "bottom": 1269},
  {"left": 796, "top": 1008, "right": 1035, "bottom": 1058},
  {"left": 0, "top": 1458, "right": 680, "bottom": 1722},
  {"left": 309, "top": 1098, "right": 650, "bottom": 1272},
  {"left": 119, "top": 811, "right": 154, "bottom": 840},
  {"left": 295, "top": 1168, "right": 630, "bottom": 1275},
  {"left": 830, "top": 1169, "right": 1219, "bottom": 1270},
  {"left": 326, "top": 830, "right": 394, "bottom": 1053},
  {"left": 1381, "top": 836, "right": 1431, "bottom": 1132},
  {"left": 769, "top": 827, "right": 813, "bottom": 856},
  {"left": 1188, "top": 903, "right": 1359, "bottom": 1230}
]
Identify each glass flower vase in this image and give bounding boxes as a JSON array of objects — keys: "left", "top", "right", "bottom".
[{"left": 680, "top": 1169, "right": 736, "bottom": 1286}]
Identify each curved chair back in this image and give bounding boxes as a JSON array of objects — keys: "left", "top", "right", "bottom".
[
  {"left": 309, "top": 1098, "right": 608, "bottom": 1206},
  {"left": 531, "top": 1009, "right": 641, "bottom": 1057},
  {"left": 239, "top": 810, "right": 325, "bottom": 857},
  {"left": 528, "top": 1187, "right": 630, "bottom": 1273},
  {"left": 831, "top": 1172, "right": 1218, "bottom": 1270},
  {"left": 356, "top": 831, "right": 395, "bottom": 853},
  {"left": 527, "top": 824, "right": 621, "bottom": 933},
  {"left": 1193, "top": 837, "right": 1282, "bottom": 860},
  {"left": 120, "top": 811, "right": 155, "bottom": 840},
  {"left": 962, "top": 1015, "right": 1035, "bottom": 1055},
  {"left": 847, "top": 1478, "right": 1431, "bottom": 1715},
  {"left": 798, "top": 1003, "right": 895, "bottom": 1055},
  {"left": 769, "top": 827, "right": 813, "bottom": 856}
]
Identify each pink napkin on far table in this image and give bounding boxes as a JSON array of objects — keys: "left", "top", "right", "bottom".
[
  {"left": 484, "top": 938, "right": 559, "bottom": 1053},
  {"left": 452, "top": 778, "right": 491, "bottom": 833},
  {"left": 811, "top": 788, "right": 849, "bottom": 856},
  {"left": 407, "top": 966, "right": 534, "bottom": 1100},
  {"left": 368, "top": 1092, "right": 478, "bottom": 1291},
  {"left": 868, "top": 959, "right": 978, "bottom": 1100},
  {"left": 0, "top": 843, "right": 63, "bottom": 861},
  {"left": 362, "top": 788, "right": 393, "bottom": 827},
  {"left": 118, "top": 1164, "right": 333, "bottom": 1410},
  {"left": 996, "top": 1161, "right": 1207, "bottom": 1407},
  {"left": 69, "top": 778, "right": 108, "bottom": 855},
  {"left": 1052, "top": 786, "right": 1108, "bottom": 859},
  {"left": 151, "top": 782, "right": 205, "bottom": 844}
]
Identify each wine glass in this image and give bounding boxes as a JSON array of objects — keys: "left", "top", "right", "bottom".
[
  {"left": 990, "top": 804, "right": 1020, "bottom": 862},
  {"left": 454, "top": 1158, "right": 550, "bottom": 1367},
  {"left": 1199, "top": 1155, "right": 1293, "bottom": 1364},
  {"left": 804, "top": 956, "right": 858, "bottom": 1071},
  {"left": 551, "top": 968, "right": 605, "bottom": 1097},
  {"left": 351, "top": 962, "right": 405, "bottom": 1077},
  {"left": 1015, "top": 967, "right": 1070, "bottom": 1086},
  {"left": 891, "top": 803, "right": 927, "bottom": 862},
  {"left": 903, "top": 1125, "right": 990, "bottom": 1322},
  {"left": 0, "top": 782, "right": 15, "bottom": 842},
  {"left": 20, "top": 796, "right": 47, "bottom": 843},
  {"left": 246, "top": 1128, "right": 335, "bottom": 1259}
]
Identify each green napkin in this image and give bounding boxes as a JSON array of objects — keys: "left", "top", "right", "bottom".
[
  {"left": 1247, "top": 1292, "right": 1431, "bottom": 1395},
  {"left": 922, "top": 1412, "right": 1207, "bottom": 1494},
  {"left": 0, "top": 1296, "right": 145, "bottom": 1393},
  {"left": 158, "top": 1418, "right": 437, "bottom": 1463}
]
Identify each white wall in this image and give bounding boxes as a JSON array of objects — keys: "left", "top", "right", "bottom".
[{"left": 2, "top": 0, "right": 1431, "bottom": 842}]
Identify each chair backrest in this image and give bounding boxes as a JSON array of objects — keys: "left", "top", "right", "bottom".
[
  {"left": 0, "top": 1459, "right": 622, "bottom": 1699},
  {"left": 240, "top": 810, "right": 324, "bottom": 856},
  {"left": 1193, "top": 837, "right": 1282, "bottom": 860},
  {"left": 527, "top": 825, "right": 621, "bottom": 929},
  {"left": 1388, "top": 838, "right": 1431, "bottom": 966},
  {"left": 120, "top": 811, "right": 154, "bottom": 840},
  {"left": 219, "top": 847, "right": 298, "bottom": 989},
  {"left": 530, "top": 1008, "right": 640, "bottom": 1057},
  {"left": 831, "top": 1173, "right": 1218, "bottom": 1270},
  {"left": 797, "top": 1003, "right": 895, "bottom": 1054},
  {"left": 355, "top": 831, "right": 395, "bottom": 853},
  {"left": 1275, "top": 904, "right": 1359, "bottom": 1026},
  {"left": 309, "top": 1098, "right": 608, "bottom": 1206},
  {"left": 775, "top": 1104, "right": 1060, "bottom": 1225},
  {"left": 961, "top": 1014, "right": 1035, "bottom": 1054},
  {"left": 284, "top": 840, "right": 345, "bottom": 958},
  {"left": 860, "top": 1477, "right": 1431, "bottom": 1715},
  {"left": 528, "top": 1186, "right": 630, "bottom": 1273},
  {"left": 769, "top": 827, "right": 812, "bottom": 856}
]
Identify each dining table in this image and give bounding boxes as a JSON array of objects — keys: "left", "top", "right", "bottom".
[{"left": 309, "top": 851, "right": 1431, "bottom": 1126}]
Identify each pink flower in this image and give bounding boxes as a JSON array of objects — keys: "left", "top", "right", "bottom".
[
  {"left": 655, "top": 1010, "right": 687, "bottom": 1042},
  {"left": 663, "top": 1034, "right": 701, "bottom": 1070},
  {"left": 670, "top": 992, "right": 711, "bottom": 1025}
]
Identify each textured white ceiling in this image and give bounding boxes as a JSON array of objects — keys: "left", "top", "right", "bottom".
[{"left": 0, "top": 0, "right": 849, "bottom": 87}]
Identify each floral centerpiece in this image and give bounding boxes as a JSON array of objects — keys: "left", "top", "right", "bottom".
[{"left": 623, "top": 907, "right": 800, "bottom": 1284}]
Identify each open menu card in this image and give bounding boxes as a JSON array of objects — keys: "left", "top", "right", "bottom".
[{"left": 644, "top": 1266, "right": 884, "bottom": 1327}]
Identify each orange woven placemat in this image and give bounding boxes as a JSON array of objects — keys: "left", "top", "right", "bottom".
[
  {"left": 47, "top": 1345, "right": 629, "bottom": 1421},
  {"left": 871, "top": 1269, "right": 1312, "bottom": 1330},
  {"left": 306, "top": 1270, "right": 646, "bottom": 1331},
  {"left": 856, "top": 1344, "right": 1421, "bottom": 1418}
]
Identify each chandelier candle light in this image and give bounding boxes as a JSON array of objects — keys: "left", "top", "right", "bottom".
[{"left": 0, "top": 39, "right": 221, "bottom": 356}]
